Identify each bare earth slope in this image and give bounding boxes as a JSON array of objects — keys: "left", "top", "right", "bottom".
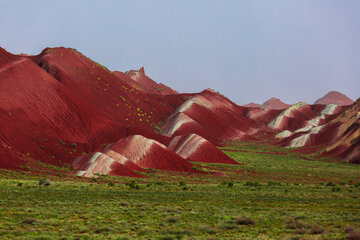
[
  {"left": 0, "top": 46, "right": 359, "bottom": 177},
  {"left": 314, "top": 91, "right": 354, "bottom": 106}
]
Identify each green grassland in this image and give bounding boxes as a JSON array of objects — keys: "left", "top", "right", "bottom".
[{"left": 0, "top": 143, "right": 359, "bottom": 239}]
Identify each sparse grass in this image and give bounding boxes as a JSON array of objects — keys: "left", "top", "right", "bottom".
[{"left": 0, "top": 141, "right": 359, "bottom": 239}]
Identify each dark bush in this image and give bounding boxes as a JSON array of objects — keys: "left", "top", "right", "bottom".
[
  {"left": 118, "top": 202, "right": 128, "bottom": 207},
  {"left": 179, "top": 181, "right": 186, "bottom": 186},
  {"left": 38, "top": 179, "right": 51, "bottom": 186},
  {"left": 326, "top": 181, "right": 336, "bottom": 187},
  {"left": 126, "top": 181, "right": 140, "bottom": 189},
  {"left": 347, "top": 231, "right": 360, "bottom": 240},
  {"left": 22, "top": 218, "right": 38, "bottom": 225},
  {"left": 236, "top": 217, "right": 255, "bottom": 225},
  {"left": 294, "top": 228, "right": 306, "bottom": 235},
  {"left": 244, "top": 181, "right": 261, "bottom": 187},
  {"left": 346, "top": 226, "right": 356, "bottom": 233},
  {"left": 286, "top": 220, "right": 306, "bottom": 229},
  {"left": 165, "top": 217, "right": 178, "bottom": 224},
  {"left": 310, "top": 225, "right": 324, "bottom": 234}
]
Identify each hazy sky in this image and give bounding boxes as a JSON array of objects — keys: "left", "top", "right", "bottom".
[{"left": 1, "top": 0, "right": 359, "bottom": 104}]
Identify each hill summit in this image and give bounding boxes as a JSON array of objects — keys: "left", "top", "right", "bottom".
[{"left": 314, "top": 91, "right": 354, "bottom": 106}]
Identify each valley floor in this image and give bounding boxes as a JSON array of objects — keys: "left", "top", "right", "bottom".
[{"left": 0, "top": 143, "right": 359, "bottom": 239}]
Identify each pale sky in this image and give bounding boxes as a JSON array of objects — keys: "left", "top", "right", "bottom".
[{"left": 0, "top": 0, "right": 359, "bottom": 104}]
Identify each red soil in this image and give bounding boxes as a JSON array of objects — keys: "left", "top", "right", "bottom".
[
  {"left": 168, "top": 134, "right": 238, "bottom": 164},
  {"left": 125, "top": 67, "right": 178, "bottom": 95},
  {"left": 72, "top": 152, "right": 143, "bottom": 178},
  {"left": 109, "top": 135, "right": 195, "bottom": 172},
  {"left": 0, "top": 46, "right": 358, "bottom": 176}
]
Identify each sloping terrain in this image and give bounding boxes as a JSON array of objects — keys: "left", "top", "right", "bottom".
[
  {"left": 262, "top": 97, "right": 291, "bottom": 110},
  {"left": 320, "top": 99, "right": 360, "bottom": 163},
  {"left": 0, "top": 46, "right": 359, "bottom": 179},
  {"left": 124, "top": 67, "right": 178, "bottom": 95},
  {"left": 242, "top": 97, "right": 290, "bottom": 110},
  {"left": 168, "top": 134, "right": 238, "bottom": 164},
  {"left": 314, "top": 91, "right": 354, "bottom": 106},
  {"left": 160, "top": 89, "right": 264, "bottom": 144}
]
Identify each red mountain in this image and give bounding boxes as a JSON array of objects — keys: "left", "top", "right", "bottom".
[
  {"left": 261, "top": 97, "right": 291, "bottom": 110},
  {"left": 243, "top": 97, "right": 290, "bottom": 110},
  {"left": 314, "top": 91, "right": 354, "bottom": 106},
  {"left": 0, "top": 46, "right": 358, "bottom": 178}
]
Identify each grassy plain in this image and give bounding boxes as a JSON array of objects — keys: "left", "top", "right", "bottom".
[{"left": 0, "top": 143, "right": 359, "bottom": 239}]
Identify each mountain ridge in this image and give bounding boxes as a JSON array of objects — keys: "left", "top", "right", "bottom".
[{"left": 0, "top": 46, "right": 359, "bottom": 177}]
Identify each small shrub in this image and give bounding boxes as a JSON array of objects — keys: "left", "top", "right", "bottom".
[
  {"left": 286, "top": 220, "right": 306, "bottom": 229},
  {"left": 294, "top": 228, "right": 307, "bottom": 235},
  {"left": 17, "top": 182, "right": 23, "bottom": 187},
  {"left": 326, "top": 181, "right": 336, "bottom": 187},
  {"left": 198, "top": 225, "right": 216, "bottom": 234},
  {"left": 118, "top": 202, "right": 128, "bottom": 207},
  {"left": 294, "top": 215, "right": 306, "bottom": 220},
  {"left": 236, "top": 217, "right": 255, "bottom": 225},
  {"left": 158, "top": 236, "right": 174, "bottom": 240},
  {"left": 346, "top": 226, "right": 356, "bottom": 233},
  {"left": 38, "top": 179, "right": 51, "bottom": 186},
  {"left": 179, "top": 181, "right": 186, "bottom": 187},
  {"left": 244, "top": 181, "right": 261, "bottom": 187},
  {"left": 91, "top": 177, "right": 97, "bottom": 182},
  {"left": 165, "top": 217, "right": 178, "bottom": 224},
  {"left": 227, "top": 182, "right": 234, "bottom": 188},
  {"left": 221, "top": 221, "right": 237, "bottom": 230},
  {"left": 267, "top": 181, "right": 275, "bottom": 186},
  {"left": 126, "top": 181, "right": 140, "bottom": 189},
  {"left": 108, "top": 181, "right": 115, "bottom": 187},
  {"left": 22, "top": 218, "right": 38, "bottom": 225},
  {"left": 332, "top": 186, "right": 341, "bottom": 192},
  {"left": 311, "top": 225, "right": 324, "bottom": 234},
  {"left": 70, "top": 143, "right": 77, "bottom": 147},
  {"left": 347, "top": 231, "right": 360, "bottom": 240},
  {"left": 93, "top": 227, "right": 111, "bottom": 234}
]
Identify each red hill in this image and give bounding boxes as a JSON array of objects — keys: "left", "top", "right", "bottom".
[
  {"left": 168, "top": 134, "right": 238, "bottom": 164},
  {"left": 261, "top": 97, "right": 291, "bottom": 110},
  {"left": 314, "top": 91, "right": 354, "bottom": 106},
  {"left": 125, "top": 67, "right": 178, "bottom": 95},
  {"left": 109, "top": 135, "right": 195, "bottom": 172},
  {"left": 0, "top": 46, "right": 359, "bottom": 177},
  {"left": 242, "top": 102, "right": 261, "bottom": 108}
]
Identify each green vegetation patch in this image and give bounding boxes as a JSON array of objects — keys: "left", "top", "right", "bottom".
[{"left": 0, "top": 142, "right": 359, "bottom": 239}]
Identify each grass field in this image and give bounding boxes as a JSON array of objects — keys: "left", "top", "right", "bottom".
[{"left": 0, "top": 143, "right": 359, "bottom": 239}]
